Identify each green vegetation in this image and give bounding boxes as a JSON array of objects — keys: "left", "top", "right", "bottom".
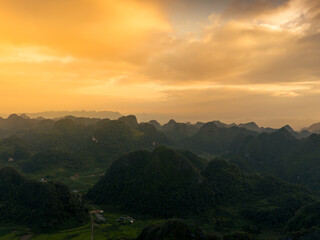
[
  {"left": 0, "top": 167, "right": 88, "bottom": 231},
  {"left": 230, "top": 128, "right": 320, "bottom": 192},
  {"left": 137, "top": 220, "right": 261, "bottom": 240},
  {"left": 87, "top": 147, "right": 209, "bottom": 217},
  {"left": 87, "top": 147, "right": 315, "bottom": 236},
  {"left": 0, "top": 115, "right": 170, "bottom": 180},
  {"left": 1, "top": 114, "right": 320, "bottom": 239},
  {"left": 0, "top": 207, "right": 168, "bottom": 240},
  {"left": 282, "top": 227, "right": 320, "bottom": 240},
  {"left": 183, "top": 122, "right": 258, "bottom": 155},
  {"left": 1, "top": 114, "right": 319, "bottom": 193},
  {"left": 157, "top": 119, "right": 200, "bottom": 142},
  {"left": 137, "top": 220, "right": 217, "bottom": 240},
  {"left": 286, "top": 201, "right": 320, "bottom": 232}
]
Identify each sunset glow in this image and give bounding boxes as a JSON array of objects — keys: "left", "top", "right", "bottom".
[{"left": 0, "top": 0, "right": 319, "bottom": 128}]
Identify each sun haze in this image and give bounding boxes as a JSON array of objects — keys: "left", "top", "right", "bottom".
[{"left": 0, "top": 0, "right": 319, "bottom": 128}]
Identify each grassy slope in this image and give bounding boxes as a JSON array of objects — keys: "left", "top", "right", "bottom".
[
  {"left": 0, "top": 160, "right": 106, "bottom": 193},
  {"left": 0, "top": 208, "right": 167, "bottom": 240}
]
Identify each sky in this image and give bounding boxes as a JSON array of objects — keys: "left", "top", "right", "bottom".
[{"left": 0, "top": 0, "right": 319, "bottom": 129}]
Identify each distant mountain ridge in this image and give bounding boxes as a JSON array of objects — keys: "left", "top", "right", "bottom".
[
  {"left": 18, "top": 110, "right": 122, "bottom": 119},
  {"left": 0, "top": 113, "right": 314, "bottom": 140},
  {"left": 302, "top": 122, "right": 320, "bottom": 134},
  {"left": 0, "top": 113, "right": 319, "bottom": 192},
  {"left": 149, "top": 119, "right": 310, "bottom": 139}
]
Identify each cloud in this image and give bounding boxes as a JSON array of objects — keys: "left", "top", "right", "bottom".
[
  {"left": 0, "top": 0, "right": 170, "bottom": 61},
  {"left": 222, "top": 0, "right": 290, "bottom": 19},
  {"left": 143, "top": 84, "right": 320, "bottom": 127},
  {"left": 142, "top": 0, "right": 320, "bottom": 85},
  {"left": 0, "top": 0, "right": 319, "bottom": 126}
]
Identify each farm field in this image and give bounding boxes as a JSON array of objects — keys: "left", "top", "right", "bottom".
[{"left": 0, "top": 208, "right": 168, "bottom": 240}]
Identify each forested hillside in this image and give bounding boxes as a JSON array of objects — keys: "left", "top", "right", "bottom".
[
  {"left": 0, "top": 115, "right": 171, "bottom": 174},
  {"left": 1, "top": 114, "right": 320, "bottom": 194},
  {"left": 1, "top": 114, "right": 320, "bottom": 239},
  {"left": 230, "top": 128, "right": 320, "bottom": 192},
  {"left": 87, "top": 147, "right": 316, "bottom": 234},
  {"left": 0, "top": 167, "right": 87, "bottom": 231}
]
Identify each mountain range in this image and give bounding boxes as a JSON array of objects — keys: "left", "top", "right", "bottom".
[{"left": 1, "top": 113, "right": 320, "bottom": 239}]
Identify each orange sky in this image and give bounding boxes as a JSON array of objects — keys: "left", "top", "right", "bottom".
[{"left": 0, "top": 0, "right": 319, "bottom": 128}]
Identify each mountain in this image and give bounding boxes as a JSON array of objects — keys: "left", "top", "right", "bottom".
[
  {"left": 0, "top": 114, "right": 318, "bottom": 193},
  {"left": 148, "top": 120, "right": 161, "bottom": 130},
  {"left": 57, "top": 115, "right": 101, "bottom": 126},
  {"left": 22, "top": 110, "right": 122, "bottom": 119},
  {"left": 83, "top": 118, "right": 171, "bottom": 166},
  {"left": 160, "top": 119, "right": 200, "bottom": 142},
  {"left": 0, "top": 116, "right": 171, "bottom": 175},
  {"left": 0, "top": 114, "right": 39, "bottom": 139},
  {"left": 230, "top": 129, "right": 320, "bottom": 191},
  {"left": 87, "top": 147, "right": 314, "bottom": 231},
  {"left": 182, "top": 123, "right": 258, "bottom": 155},
  {"left": 299, "top": 129, "right": 312, "bottom": 138},
  {"left": 195, "top": 121, "right": 205, "bottom": 128},
  {"left": 282, "top": 133, "right": 320, "bottom": 191},
  {"left": 148, "top": 119, "right": 204, "bottom": 143},
  {"left": 208, "top": 120, "right": 229, "bottom": 128},
  {"left": 206, "top": 121, "right": 276, "bottom": 134},
  {"left": 230, "top": 128, "right": 299, "bottom": 175},
  {"left": 87, "top": 147, "right": 208, "bottom": 217},
  {"left": 302, "top": 122, "right": 320, "bottom": 134},
  {"left": 0, "top": 167, "right": 87, "bottom": 230},
  {"left": 118, "top": 115, "right": 139, "bottom": 128},
  {"left": 238, "top": 122, "right": 262, "bottom": 132},
  {"left": 282, "top": 125, "right": 295, "bottom": 132},
  {"left": 280, "top": 125, "right": 311, "bottom": 139}
]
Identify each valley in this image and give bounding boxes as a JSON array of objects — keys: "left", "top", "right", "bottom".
[{"left": 0, "top": 114, "right": 319, "bottom": 239}]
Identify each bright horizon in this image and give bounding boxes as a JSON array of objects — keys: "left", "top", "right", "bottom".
[
  {"left": 0, "top": 110, "right": 317, "bottom": 130},
  {"left": 0, "top": 0, "right": 319, "bottom": 129}
]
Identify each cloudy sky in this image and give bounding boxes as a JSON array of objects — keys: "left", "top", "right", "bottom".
[{"left": 0, "top": 0, "right": 319, "bottom": 128}]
